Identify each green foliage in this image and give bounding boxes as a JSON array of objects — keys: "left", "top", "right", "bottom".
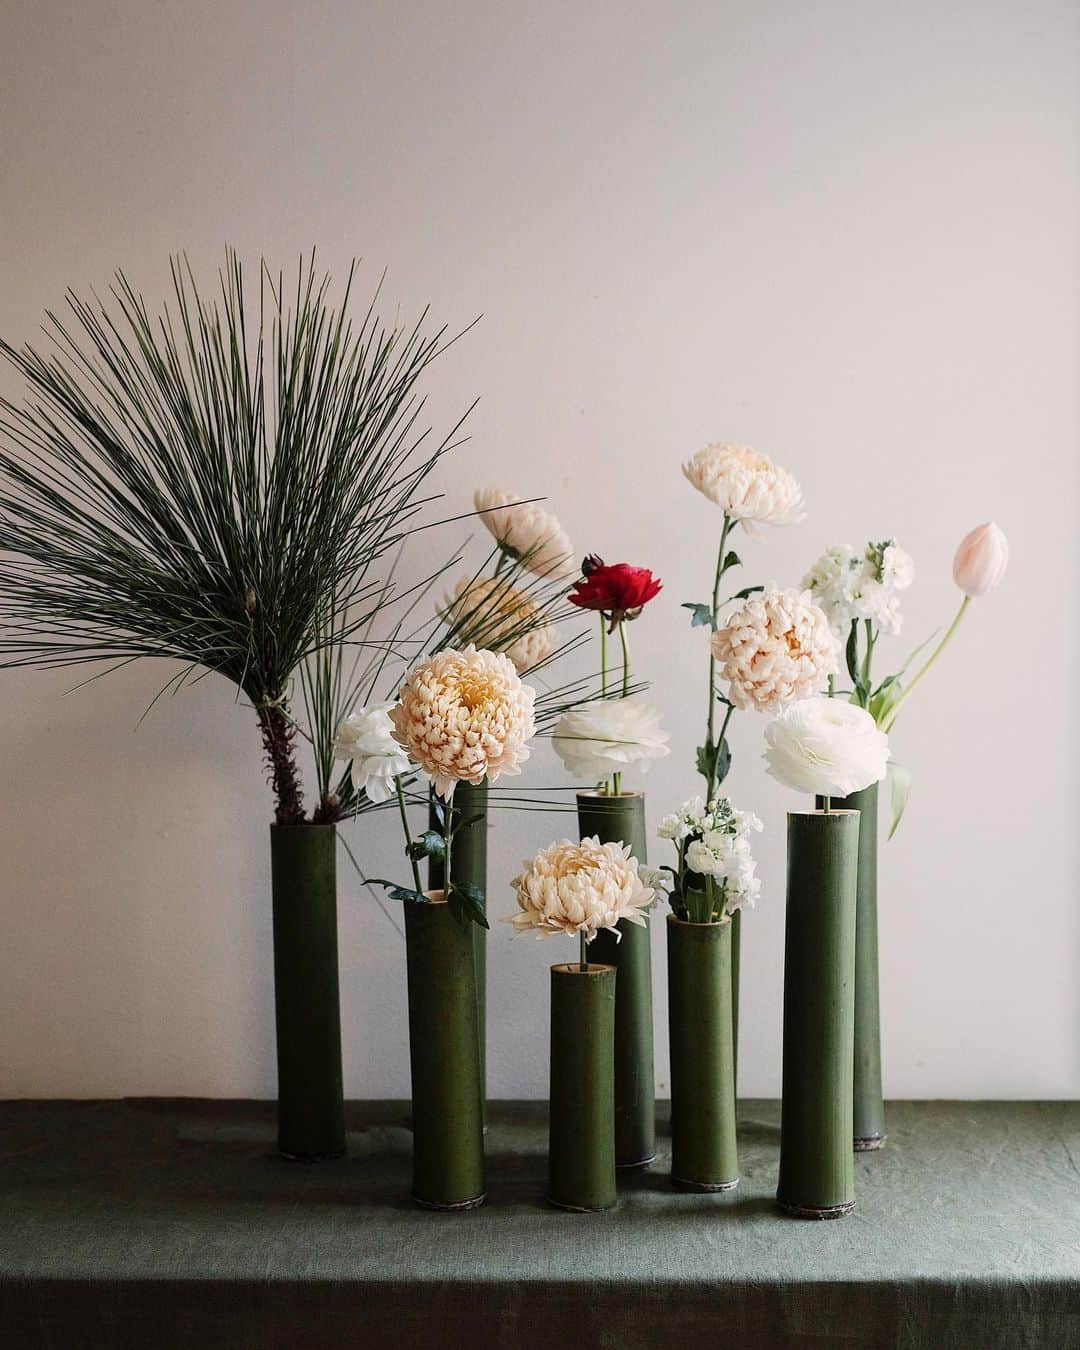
[{"left": 0, "top": 252, "right": 471, "bottom": 822}]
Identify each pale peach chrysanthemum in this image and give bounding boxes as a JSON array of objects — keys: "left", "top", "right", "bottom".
[
  {"left": 439, "top": 575, "right": 554, "bottom": 673},
  {"left": 711, "top": 585, "right": 837, "bottom": 713},
  {"left": 474, "top": 487, "right": 576, "bottom": 579},
  {"left": 505, "top": 836, "right": 655, "bottom": 941},
  {"left": 682, "top": 443, "right": 805, "bottom": 525},
  {"left": 389, "top": 644, "right": 536, "bottom": 798}
]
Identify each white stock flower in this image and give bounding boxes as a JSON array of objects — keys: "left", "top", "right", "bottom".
[
  {"left": 804, "top": 540, "right": 914, "bottom": 637},
  {"left": 712, "top": 585, "right": 838, "bottom": 713},
  {"left": 332, "top": 704, "right": 411, "bottom": 804},
  {"left": 474, "top": 487, "right": 575, "bottom": 580},
  {"left": 682, "top": 443, "right": 805, "bottom": 525},
  {"left": 679, "top": 798, "right": 763, "bottom": 913},
  {"left": 439, "top": 575, "right": 554, "bottom": 673},
  {"left": 389, "top": 645, "right": 536, "bottom": 798},
  {"left": 763, "top": 696, "right": 890, "bottom": 797},
  {"left": 505, "top": 837, "right": 655, "bottom": 940},
  {"left": 552, "top": 696, "right": 671, "bottom": 781}
]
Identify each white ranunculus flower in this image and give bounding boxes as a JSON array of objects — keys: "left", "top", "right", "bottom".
[
  {"left": 763, "top": 697, "right": 890, "bottom": 797},
  {"left": 332, "top": 703, "right": 412, "bottom": 804},
  {"left": 552, "top": 696, "right": 671, "bottom": 781}
]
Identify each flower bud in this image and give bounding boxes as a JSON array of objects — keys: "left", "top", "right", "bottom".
[
  {"left": 581, "top": 553, "right": 605, "bottom": 577},
  {"left": 952, "top": 522, "right": 1008, "bottom": 597}
]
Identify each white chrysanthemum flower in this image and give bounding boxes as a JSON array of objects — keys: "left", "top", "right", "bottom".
[
  {"left": 711, "top": 585, "right": 838, "bottom": 713},
  {"left": 474, "top": 487, "right": 576, "bottom": 580},
  {"left": 332, "top": 703, "right": 412, "bottom": 804},
  {"left": 552, "top": 696, "right": 671, "bottom": 782},
  {"left": 764, "top": 696, "right": 890, "bottom": 797},
  {"left": 504, "top": 836, "right": 655, "bottom": 940},
  {"left": 682, "top": 443, "right": 805, "bottom": 525},
  {"left": 389, "top": 645, "right": 536, "bottom": 799},
  {"left": 439, "top": 575, "right": 554, "bottom": 673}
]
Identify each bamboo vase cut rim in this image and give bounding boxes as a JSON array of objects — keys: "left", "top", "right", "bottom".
[
  {"left": 576, "top": 788, "right": 645, "bottom": 801},
  {"left": 550, "top": 961, "right": 616, "bottom": 977},
  {"left": 666, "top": 912, "right": 732, "bottom": 930},
  {"left": 788, "top": 808, "right": 860, "bottom": 818},
  {"left": 422, "top": 889, "right": 448, "bottom": 904}
]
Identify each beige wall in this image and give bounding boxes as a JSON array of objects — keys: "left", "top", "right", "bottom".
[{"left": 1, "top": 0, "right": 1076, "bottom": 1100}]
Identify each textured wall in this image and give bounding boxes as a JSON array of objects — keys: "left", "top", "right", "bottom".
[{"left": 0, "top": 0, "right": 1075, "bottom": 1099}]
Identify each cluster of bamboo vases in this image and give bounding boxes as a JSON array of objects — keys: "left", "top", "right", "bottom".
[{"left": 266, "top": 785, "right": 882, "bottom": 1218}]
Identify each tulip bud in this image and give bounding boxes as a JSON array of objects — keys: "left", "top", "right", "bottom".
[{"left": 952, "top": 522, "right": 1008, "bottom": 597}]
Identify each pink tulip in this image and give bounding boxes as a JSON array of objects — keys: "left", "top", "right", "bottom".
[{"left": 952, "top": 522, "right": 1008, "bottom": 597}]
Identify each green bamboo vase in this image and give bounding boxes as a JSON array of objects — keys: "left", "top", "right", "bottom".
[
  {"left": 548, "top": 962, "right": 617, "bottom": 1211},
  {"left": 429, "top": 780, "right": 488, "bottom": 1120},
  {"left": 666, "top": 915, "right": 739, "bottom": 1190},
  {"left": 818, "top": 782, "right": 884, "bottom": 1150},
  {"left": 576, "top": 791, "right": 655, "bottom": 1170},
  {"left": 777, "top": 810, "right": 860, "bottom": 1218},
  {"left": 685, "top": 879, "right": 741, "bottom": 1092},
  {"left": 404, "top": 893, "right": 485, "bottom": 1210},
  {"left": 270, "top": 823, "right": 345, "bottom": 1161}
]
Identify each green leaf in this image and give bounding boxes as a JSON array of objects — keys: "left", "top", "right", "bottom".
[
  {"left": 448, "top": 881, "right": 489, "bottom": 930},
  {"left": 406, "top": 829, "right": 445, "bottom": 862},
  {"left": 721, "top": 550, "right": 742, "bottom": 573},
  {"left": 869, "top": 677, "right": 904, "bottom": 728},
  {"left": 845, "top": 619, "right": 860, "bottom": 686},
  {"left": 682, "top": 602, "right": 715, "bottom": 630},
  {"left": 368, "top": 879, "right": 429, "bottom": 904},
  {"left": 731, "top": 584, "right": 764, "bottom": 601},
  {"left": 429, "top": 796, "right": 447, "bottom": 828},
  {"left": 887, "top": 762, "right": 913, "bottom": 841},
  {"left": 449, "top": 813, "right": 484, "bottom": 836},
  {"left": 695, "top": 740, "right": 717, "bottom": 781},
  {"left": 714, "top": 737, "right": 732, "bottom": 787}
]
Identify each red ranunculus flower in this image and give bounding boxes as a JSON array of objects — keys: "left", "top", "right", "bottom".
[{"left": 569, "top": 558, "right": 663, "bottom": 630}]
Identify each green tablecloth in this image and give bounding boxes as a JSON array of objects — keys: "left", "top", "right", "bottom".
[{"left": 1, "top": 1099, "right": 1077, "bottom": 1348}]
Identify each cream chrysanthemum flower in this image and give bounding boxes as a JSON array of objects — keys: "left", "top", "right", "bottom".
[
  {"left": 711, "top": 585, "right": 838, "bottom": 713},
  {"left": 389, "top": 645, "right": 536, "bottom": 798},
  {"left": 474, "top": 487, "right": 575, "bottom": 579},
  {"left": 682, "top": 443, "right": 805, "bottom": 525},
  {"left": 505, "top": 836, "right": 655, "bottom": 941},
  {"left": 439, "top": 575, "right": 554, "bottom": 673}
]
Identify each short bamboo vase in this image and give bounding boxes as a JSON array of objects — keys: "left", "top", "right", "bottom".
[
  {"left": 777, "top": 810, "right": 860, "bottom": 1219},
  {"left": 667, "top": 915, "right": 739, "bottom": 1190},
  {"left": 576, "top": 790, "right": 655, "bottom": 1170},
  {"left": 270, "top": 823, "right": 345, "bottom": 1161},
  {"left": 548, "top": 962, "right": 617, "bottom": 1211},
  {"left": 404, "top": 893, "right": 485, "bottom": 1210},
  {"left": 818, "top": 782, "right": 885, "bottom": 1150}
]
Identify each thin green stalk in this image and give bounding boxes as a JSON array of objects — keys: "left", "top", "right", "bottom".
[
  {"left": 859, "top": 619, "right": 875, "bottom": 708},
  {"left": 705, "top": 514, "right": 732, "bottom": 799},
  {"left": 613, "top": 619, "right": 628, "bottom": 797},
  {"left": 443, "top": 795, "right": 455, "bottom": 898},
  {"left": 823, "top": 795, "right": 832, "bottom": 814},
  {"left": 579, "top": 929, "right": 587, "bottom": 972},
  {"left": 395, "top": 775, "right": 422, "bottom": 891},
  {"left": 881, "top": 595, "right": 970, "bottom": 733}
]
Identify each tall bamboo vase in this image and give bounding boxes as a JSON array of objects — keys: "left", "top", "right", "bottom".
[
  {"left": 404, "top": 893, "right": 485, "bottom": 1209},
  {"left": 270, "top": 823, "right": 345, "bottom": 1160},
  {"left": 777, "top": 810, "right": 860, "bottom": 1218},
  {"left": 576, "top": 790, "right": 655, "bottom": 1170}
]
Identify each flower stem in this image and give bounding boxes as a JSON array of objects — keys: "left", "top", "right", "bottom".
[
  {"left": 599, "top": 614, "right": 615, "bottom": 795},
  {"left": 859, "top": 619, "right": 875, "bottom": 707},
  {"left": 579, "top": 929, "right": 587, "bottom": 973},
  {"left": 705, "top": 514, "right": 732, "bottom": 799},
  {"left": 619, "top": 620, "right": 631, "bottom": 697},
  {"left": 823, "top": 795, "right": 832, "bottom": 814},
  {"left": 444, "top": 795, "right": 455, "bottom": 899},
  {"left": 396, "top": 776, "right": 422, "bottom": 892},
  {"left": 881, "top": 595, "right": 970, "bottom": 733}
]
